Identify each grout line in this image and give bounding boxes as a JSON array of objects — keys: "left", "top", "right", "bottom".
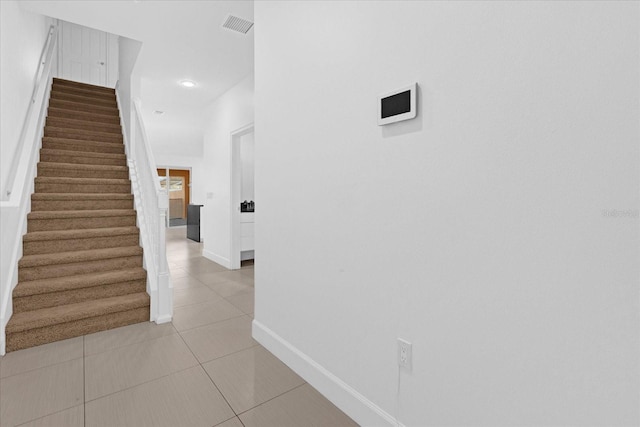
[
  {"left": 0, "top": 353, "right": 84, "bottom": 380},
  {"left": 175, "top": 329, "right": 238, "bottom": 416},
  {"left": 173, "top": 312, "right": 248, "bottom": 334},
  {"left": 82, "top": 364, "right": 199, "bottom": 404},
  {"left": 13, "top": 405, "right": 84, "bottom": 427},
  {"left": 195, "top": 342, "right": 260, "bottom": 366},
  {"left": 235, "top": 382, "right": 308, "bottom": 417},
  {"left": 83, "top": 323, "right": 178, "bottom": 358}
]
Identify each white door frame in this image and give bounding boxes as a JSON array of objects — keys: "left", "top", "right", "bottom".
[{"left": 229, "top": 123, "right": 254, "bottom": 270}]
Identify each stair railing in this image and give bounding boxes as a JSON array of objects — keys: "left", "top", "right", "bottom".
[
  {"left": 2, "top": 25, "right": 58, "bottom": 201},
  {"left": 115, "top": 92, "right": 172, "bottom": 324},
  {"left": 0, "top": 24, "right": 58, "bottom": 355}
]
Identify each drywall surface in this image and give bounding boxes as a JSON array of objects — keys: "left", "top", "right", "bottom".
[
  {"left": 202, "top": 75, "right": 254, "bottom": 267},
  {"left": 254, "top": 2, "right": 639, "bottom": 426},
  {"left": 0, "top": 1, "right": 51, "bottom": 196},
  {"left": 117, "top": 36, "right": 142, "bottom": 145}
]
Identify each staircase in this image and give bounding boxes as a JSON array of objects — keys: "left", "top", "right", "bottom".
[{"left": 5, "top": 78, "right": 150, "bottom": 352}]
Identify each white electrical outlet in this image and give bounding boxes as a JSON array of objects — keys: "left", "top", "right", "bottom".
[{"left": 397, "top": 338, "right": 412, "bottom": 370}]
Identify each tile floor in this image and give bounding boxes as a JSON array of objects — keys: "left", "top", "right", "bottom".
[{"left": 0, "top": 226, "right": 358, "bottom": 427}]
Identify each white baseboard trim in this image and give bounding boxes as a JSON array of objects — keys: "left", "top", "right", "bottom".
[
  {"left": 202, "top": 250, "right": 231, "bottom": 270},
  {"left": 252, "top": 319, "right": 404, "bottom": 427},
  {"left": 155, "top": 315, "right": 172, "bottom": 324}
]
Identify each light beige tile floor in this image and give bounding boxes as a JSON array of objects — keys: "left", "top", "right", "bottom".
[{"left": 0, "top": 226, "right": 358, "bottom": 427}]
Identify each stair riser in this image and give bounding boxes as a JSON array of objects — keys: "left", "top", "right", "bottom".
[
  {"left": 35, "top": 182, "right": 131, "bottom": 193},
  {"left": 44, "top": 128, "right": 123, "bottom": 143},
  {"left": 31, "top": 198, "right": 133, "bottom": 211},
  {"left": 42, "top": 140, "right": 125, "bottom": 155},
  {"left": 46, "top": 117, "right": 121, "bottom": 134},
  {"left": 19, "top": 254, "right": 143, "bottom": 282},
  {"left": 24, "top": 233, "right": 140, "bottom": 255},
  {"left": 39, "top": 152, "right": 126, "bottom": 166},
  {"left": 51, "top": 86, "right": 116, "bottom": 102},
  {"left": 6, "top": 306, "right": 149, "bottom": 352},
  {"left": 50, "top": 91, "right": 117, "bottom": 108},
  {"left": 28, "top": 215, "right": 136, "bottom": 232},
  {"left": 49, "top": 99, "right": 118, "bottom": 116},
  {"left": 37, "top": 166, "right": 129, "bottom": 180},
  {"left": 13, "top": 280, "right": 146, "bottom": 313},
  {"left": 48, "top": 108, "right": 121, "bottom": 125}
]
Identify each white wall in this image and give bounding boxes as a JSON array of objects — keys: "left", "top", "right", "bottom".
[
  {"left": 0, "top": 1, "right": 51, "bottom": 196},
  {"left": 202, "top": 74, "right": 254, "bottom": 267},
  {"left": 253, "top": 2, "right": 639, "bottom": 426},
  {"left": 240, "top": 131, "right": 255, "bottom": 203},
  {"left": 117, "top": 36, "right": 142, "bottom": 146}
]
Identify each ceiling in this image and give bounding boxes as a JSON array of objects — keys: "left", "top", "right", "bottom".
[{"left": 19, "top": 0, "right": 255, "bottom": 157}]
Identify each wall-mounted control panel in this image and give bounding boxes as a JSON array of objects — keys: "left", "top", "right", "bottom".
[{"left": 378, "top": 83, "right": 417, "bottom": 125}]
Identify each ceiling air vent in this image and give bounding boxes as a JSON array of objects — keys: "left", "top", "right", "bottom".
[{"left": 222, "top": 15, "right": 254, "bottom": 34}]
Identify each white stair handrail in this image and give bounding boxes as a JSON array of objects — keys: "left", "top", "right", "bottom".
[{"left": 2, "top": 24, "right": 57, "bottom": 201}]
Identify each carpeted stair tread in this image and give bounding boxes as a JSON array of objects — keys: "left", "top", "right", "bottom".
[
  {"left": 30, "top": 193, "right": 134, "bottom": 211},
  {"left": 13, "top": 268, "right": 146, "bottom": 297},
  {"left": 52, "top": 80, "right": 116, "bottom": 96},
  {"left": 19, "top": 246, "right": 143, "bottom": 268},
  {"left": 23, "top": 226, "right": 139, "bottom": 242},
  {"left": 37, "top": 162, "right": 129, "bottom": 179},
  {"left": 46, "top": 117, "right": 122, "bottom": 134},
  {"left": 42, "top": 137, "right": 125, "bottom": 154},
  {"left": 27, "top": 216, "right": 136, "bottom": 232},
  {"left": 47, "top": 107, "right": 121, "bottom": 125},
  {"left": 39, "top": 150, "right": 127, "bottom": 167},
  {"left": 51, "top": 85, "right": 117, "bottom": 101},
  {"left": 23, "top": 226, "right": 139, "bottom": 254},
  {"left": 6, "top": 292, "right": 150, "bottom": 334},
  {"left": 32, "top": 193, "right": 133, "bottom": 201},
  {"left": 28, "top": 209, "right": 136, "bottom": 220},
  {"left": 44, "top": 126, "right": 123, "bottom": 143},
  {"left": 49, "top": 98, "right": 118, "bottom": 115},
  {"left": 42, "top": 136, "right": 124, "bottom": 147},
  {"left": 40, "top": 149, "right": 126, "bottom": 160},
  {"left": 34, "top": 177, "right": 130, "bottom": 186},
  {"left": 50, "top": 91, "right": 117, "bottom": 108},
  {"left": 53, "top": 78, "right": 115, "bottom": 94},
  {"left": 38, "top": 162, "right": 128, "bottom": 172}
]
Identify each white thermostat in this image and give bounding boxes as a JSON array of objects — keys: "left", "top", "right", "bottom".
[{"left": 377, "top": 83, "right": 417, "bottom": 126}]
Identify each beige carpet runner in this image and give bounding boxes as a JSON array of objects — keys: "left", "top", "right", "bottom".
[{"left": 5, "top": 78, "right": 150, "bottom": 352}]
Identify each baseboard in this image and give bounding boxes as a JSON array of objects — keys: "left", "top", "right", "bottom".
[
  {"left": 252, "top": 319, "right": 404, "bottom": 427},
  {"left": 202, "top": 250, "right": 231, "bottom": 270},
  {"left": 155, "top": 314, "right": 172, "bottom": 324}
]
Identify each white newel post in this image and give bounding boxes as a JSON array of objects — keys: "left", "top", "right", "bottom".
[{"left": 156, "top": 190, "right": 172, "bottom": 323}]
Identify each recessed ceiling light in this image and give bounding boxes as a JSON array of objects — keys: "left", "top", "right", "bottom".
[
  {"left": 180, "top": 80, "right": 196, "bottom": 88},
  {"left": 154, "top": 110, "right": 164, "bottom": 115}
]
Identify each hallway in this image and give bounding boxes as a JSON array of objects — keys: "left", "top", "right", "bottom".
[{"left": 0, "top": 227, "right": 357, "bottom": 426}]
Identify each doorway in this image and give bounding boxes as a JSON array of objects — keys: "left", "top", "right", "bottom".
[
  {"left": 157, "top": 168, "right": 191, "bottom": 227},
  {"left": 230, "top": 124, "right": 255, "bottom": 270}
]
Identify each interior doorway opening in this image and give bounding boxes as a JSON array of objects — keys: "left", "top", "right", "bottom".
[
  {"left": 230, "top": 123, "right": 255, "bottom": 270},
  {"left": 157, "top": 168, "right": 191, "bottom": 227}
]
